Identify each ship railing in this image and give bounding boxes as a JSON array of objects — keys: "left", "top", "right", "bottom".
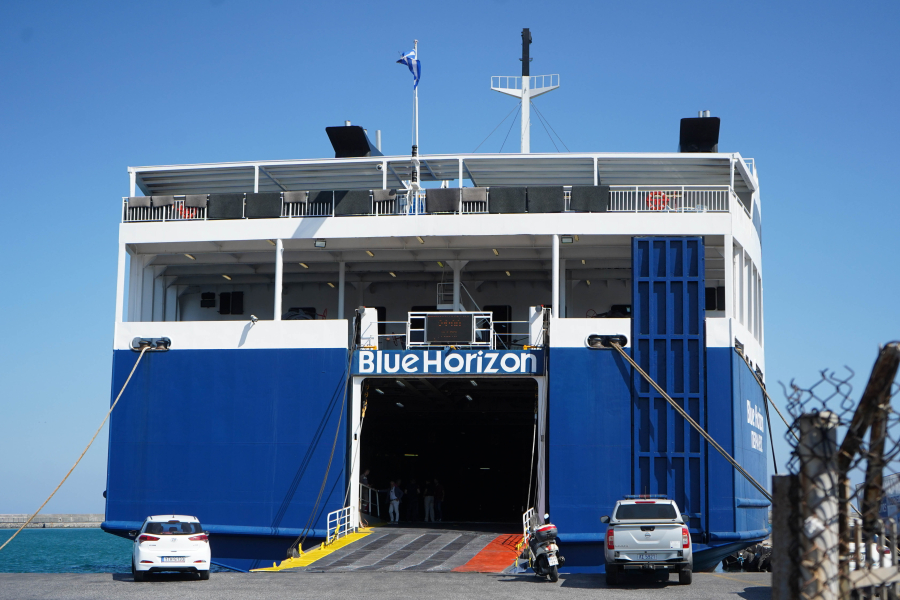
[
  {"left": 605, "top": 185, "right": 731, "bottom": 213},
  {"left": 406, "top": 311, "right": 494, "bottom": 350},
  {"left": 122, "top": 197, "right": 207, "bottom": 222},
  {"left": 282, "top": 199, "right": 334, "bottom": 217},
  {"left": 326, "top": 506, "right": 354, "bottom": 544},
  {"left": 359, "top": 484, "right": 381, "bottom": 519},
  {"left": 491, "top": 321, "right": 532, "bottom": 350}
]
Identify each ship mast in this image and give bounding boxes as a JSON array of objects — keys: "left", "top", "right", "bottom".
[{"left": 491, "top": 28, "right": 559, "bottom": 153}]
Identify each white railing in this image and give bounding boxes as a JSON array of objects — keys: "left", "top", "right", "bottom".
[
  {"left": 406, "top": 311, "right": 494, "bottom": 349},
  {"left": 122, "top": 198, "right": 207, "bottom": 222},
  {"left": 123, "top": 184, "right": 735, "bottom": 222},
  {"left": 491, "top": 74, "right": 559, "bottom": 91},
  {"left": 522, "top": 507, "right": 538, "bottom": 543},
  {"left": 359, "top": 484, "right": 381, "bottom": 518},
  {"left": 326, "top": 506, "right": 353, "bottom": 544},
  {"left": 607, "top": 186, "right": 730, "bottom": 212},
  {"left": 282, "top": 200, "right": 334, "bottom": 217}
]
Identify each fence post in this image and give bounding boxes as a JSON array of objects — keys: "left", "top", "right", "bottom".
[
  {"left": 797, "top": 411, "right": 840, "bottom": 600},
  {"left": 772, "top": 473, "right": 801, "bottom": 600}
]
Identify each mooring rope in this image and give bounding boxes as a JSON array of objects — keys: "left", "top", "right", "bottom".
[
  {"left": 605, "top": 341, "right": 773, "bottom": 503},
  {"left": 0, "top": 346, "right": 150, "bottom": 553}
]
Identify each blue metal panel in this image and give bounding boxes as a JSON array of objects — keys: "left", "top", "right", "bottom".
[
  {"left": 105, "top": 348, "right": 349, "bottom": 569},
  {"left": 547, "top": 347, "right": 632, "bottom": 565},
  {"left": 632, "top": 237, "right": 706, "bottom": 533},
  {"left": 731, "top": 352, "right": 770, "bottom": 534},
  {"left": 705, "top": 347, "right": 736, "bottom": 536}
]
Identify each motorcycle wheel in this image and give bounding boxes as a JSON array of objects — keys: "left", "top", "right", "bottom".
[{"left": 548, "top": 565, "right": 559, "bottom": 582}]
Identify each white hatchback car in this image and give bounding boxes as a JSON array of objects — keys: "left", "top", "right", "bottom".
[{"left": 130, "top": 515, "right": 211, "bottom": 581}]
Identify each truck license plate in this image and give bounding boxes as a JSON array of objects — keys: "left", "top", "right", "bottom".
[
  {"left": 638, "top": 554, "right": 658, "bottom": 561},
  {"left": 547, "top": 555, "right": 558, "bottom": 566},
  {"left": 162, "top": 556, "right": 185, "bottom": 563}
]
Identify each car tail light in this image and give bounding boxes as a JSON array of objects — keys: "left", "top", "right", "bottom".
[
  {"left": 140, "top": 560, "right": 153, "bottom": 564},
  {"left": 138, "top": 535, "right": 159, "bottom": 543},
  {"left": 189, "top": 534, "right": 209, "bottom": 543},
  {"left": 606, "top": 528, "right": 614, "bottom": 550},
  {"left": 194, "top": 560, "right": 207, "bottom": 563},
  {"left": 635, "top": 500, "right": 656, "bottom": 504},
  {"left": 682, "top": 527, "right": 690, "bottom": 549}
]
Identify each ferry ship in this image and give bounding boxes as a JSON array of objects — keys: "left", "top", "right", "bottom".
[{"left": 101, "top": 32, "right": 769, "bottom": 573}]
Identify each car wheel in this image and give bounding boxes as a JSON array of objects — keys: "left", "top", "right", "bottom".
[
  {"left": 679, "top": 567, "right": 692, "bottom": 585},
  {"left": 548, "top": 565, "right": 559, "bottom": 582},
  {"left": 199, "top": 569, "right": 210, "bottom": 581},
  {"left": 132, "top": 560, "right": 145, "bottom": 583},
  {"left": 606, "top": 565, "right": 619, "bottom": 586}
]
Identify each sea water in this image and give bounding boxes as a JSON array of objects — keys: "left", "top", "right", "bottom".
[{"left": 0, "top": 529, "right": 230, "bottom": 573}]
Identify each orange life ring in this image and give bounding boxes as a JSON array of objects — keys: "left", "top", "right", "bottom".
[{"left": 645, "top": 191, "right": 668, "bottom": 211}]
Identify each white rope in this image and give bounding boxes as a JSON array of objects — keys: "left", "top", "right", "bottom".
[{"left": 0, "top": 346, "right": 150, "bottom": 553}]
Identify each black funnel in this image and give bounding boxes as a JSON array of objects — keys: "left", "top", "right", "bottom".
[
  {"left": 325, "top": 125, "right": 384, "bottom": 158},
  {"left": 678, "top": 117, "right": 720, "bottom": 153}
]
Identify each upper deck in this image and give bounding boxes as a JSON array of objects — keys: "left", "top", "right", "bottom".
[{"left": 121, "top": 151, "right": 760, "bottom": 243}]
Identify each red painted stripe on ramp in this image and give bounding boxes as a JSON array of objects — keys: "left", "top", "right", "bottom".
[{"left": 453, "top": 534, "right": 520, "bottom": 573}]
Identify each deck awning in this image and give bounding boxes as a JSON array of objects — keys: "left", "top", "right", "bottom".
[{"left": 130, "top": 153, "right": 757, "bottom": 196}]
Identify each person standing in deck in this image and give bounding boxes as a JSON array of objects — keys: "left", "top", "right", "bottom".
[
  {"left": 388, "top": 481, "right": 402, "bottom": 524},
  {"left": 423, "top": 479, "right": 435, "bottom": 522},
  {"left": 433, "top": 478, "right": 445, "bottom": 522}
]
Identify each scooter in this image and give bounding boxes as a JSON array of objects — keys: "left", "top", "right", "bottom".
[{"left": 522, "top": 513, "right": 565, "bottom": 582}]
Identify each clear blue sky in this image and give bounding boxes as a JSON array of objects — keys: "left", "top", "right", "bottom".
[{"left": 1, "top": 0, "right": 897, "bottom": 514}]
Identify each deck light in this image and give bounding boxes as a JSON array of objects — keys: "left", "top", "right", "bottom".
[
  {"left": 396, "top": 380, "right": 406, "bottom": 388},
  {"left": 561, "top": 236, "right": 574, "bottom": 244},
  {"left": 492, "top": 248, "right": 499, "bottom": 256},
  {"left": 375, "top": 388, "right": 384, "bottom": 395},
  {"left": 315, "top": 239, "right": 326, "bottom": 248},
  {"left": 327, "top": 282, "right": 335, "bottom": 288},
  {"left": 586, "top": 280, "right": 591, "bottom": 286},
  {"left": 365, "top": 250, "right": 374, "bottom": 257},
  {"left": 582, "top": 259, "right": 585, "bottom": 265},
  {"left": 267, "top": 240, "right": 276, "bottom": 246},
  {"left": 404, "top": 453, "right": 418, "bottom": 457},
  {"left": 222, "top": 275, "right": 232, "bottom": 281},
  {"left": 480, "top": 467, "right": 490, "bottom": 470},
  {"left": 299, "top": 263, "right": 309, "bottom": 269},
  {"left": 505, "top": 271, "right": 511, "bottom": 277},
  {"left": 396, "top": 402, "right": 404, "bottom": 408},
  {"left": 389, "top": 272, "right": 397, "bottom": 277},
  {"left": 416, "top": 236, "right": 425, "bottom": 244},
  {"left": 184, "top": 253, "right": 195, "bottom": 260},
  {"left": 575, "top": 235, "right": 579, "bottom": 242},
  {"left": 466, "top": 394, "right": 473, "bottom": 401},
  {"left": 470, "top": 380, "right": 477, "bottom": 387},
  {"left": 437, "top": 261, "right": 444, "bottom": 268}
]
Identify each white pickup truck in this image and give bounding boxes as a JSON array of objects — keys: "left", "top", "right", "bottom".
[{"left": 601, "top": 497, "right": 693, "bottom": 585}]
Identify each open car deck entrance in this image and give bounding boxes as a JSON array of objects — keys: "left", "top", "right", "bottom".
[{"left": 350, "top": 377, "right": 544, "bottom": 526}]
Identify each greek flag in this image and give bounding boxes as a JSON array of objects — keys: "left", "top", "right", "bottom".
[{"left": 397, "top": 49, "right": 421, "bottom": 88}]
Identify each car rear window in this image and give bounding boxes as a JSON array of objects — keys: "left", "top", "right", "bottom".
[
  {"left": 144, "top": 520, "right": 203, "bottom": 535},
  {"left": 615, "top": 503, "right": 678, "bottom": 520}
]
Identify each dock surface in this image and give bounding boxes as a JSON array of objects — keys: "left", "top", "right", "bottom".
[{"left": 0, "top": 571, "right": 770, "bottom": 600}]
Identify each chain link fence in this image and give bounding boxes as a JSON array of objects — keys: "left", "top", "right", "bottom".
[{"left": 772, "top": 342, "right": 900, "bottom": 600}]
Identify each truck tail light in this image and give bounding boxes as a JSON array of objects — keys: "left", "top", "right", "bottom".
[
  {"left": 682, "top": 527, "right": 690, "bottom": 549},
  {"left": 189, "top": 534, "right": 209, "bottom": 543},
  {"left": 606, "top": 528, "right": 614, "bottom": 550},
  {"left": 138, "top": 534, "right": 159, "bottom": 543}
]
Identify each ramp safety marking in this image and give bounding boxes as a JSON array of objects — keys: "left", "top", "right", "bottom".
[
  {"left": 251, "top": 528, "right": 374, "bottom": 572},
  {"left": 452, "top": 533, "right": 521, "bottom": 573}
]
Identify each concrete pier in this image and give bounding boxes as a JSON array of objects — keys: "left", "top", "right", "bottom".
[{"left": 0, "top": 514, "right": 103, "bottom": 529}]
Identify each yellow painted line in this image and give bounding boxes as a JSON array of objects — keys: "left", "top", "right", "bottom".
[
  {"left": 251, "top": 528, "right": 373, "bottom": 572},
  {"left": 709, "top": 572, "right": 771, "bottom": 586}
]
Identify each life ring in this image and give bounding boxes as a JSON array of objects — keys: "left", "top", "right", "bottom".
[{"left": 645, "top": 191, "right": 668, "bottom": 211}]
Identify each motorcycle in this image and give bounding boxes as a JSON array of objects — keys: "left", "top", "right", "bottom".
[{"left": 522, "top": 513, "right": 565, "bottom": 582}]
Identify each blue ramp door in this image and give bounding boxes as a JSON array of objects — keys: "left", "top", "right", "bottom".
[{"left": 632, "top": 237, "right": 706, "bottom": 533}]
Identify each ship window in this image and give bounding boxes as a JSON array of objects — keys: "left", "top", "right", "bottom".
[
  {"left": 200, "top": 292, "right": 216, "bottom": 308},
  {"left": 218, "top": 291, "right": 244, "bottom": 315}
]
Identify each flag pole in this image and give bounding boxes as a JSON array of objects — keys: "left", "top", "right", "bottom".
[{"left": 412, "top": 39, "right": 419, "bottom": 196}]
